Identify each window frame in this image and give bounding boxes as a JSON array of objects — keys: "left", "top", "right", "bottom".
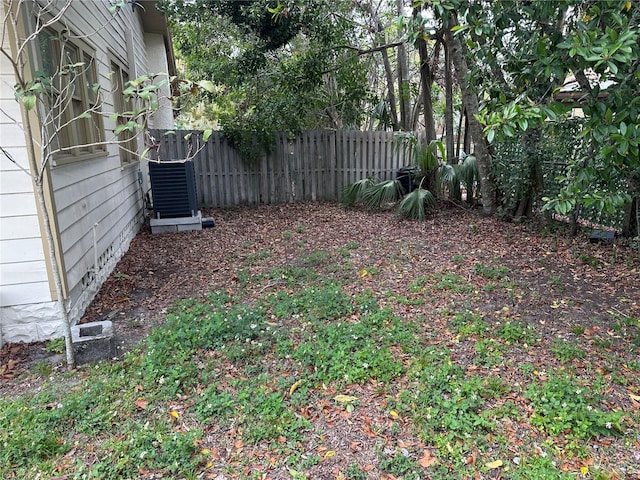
[
  {"left": 109, "top": 55, "right": 139, "bottom": 166},
  {"left": 36, "top": 27, "right": 106, "bottom": 166}
]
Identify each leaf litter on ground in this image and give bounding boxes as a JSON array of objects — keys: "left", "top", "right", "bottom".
[{"left": 1, "top": 202, "right": 639, "bottom": 479}]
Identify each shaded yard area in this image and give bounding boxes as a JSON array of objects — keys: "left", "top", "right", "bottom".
[{"left": 1, "top": 202, "right": 639, "bottom": 479}]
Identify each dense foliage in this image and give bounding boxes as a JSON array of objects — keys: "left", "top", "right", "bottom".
[
  {"left": 161, "top": 0, "right": 370, "bottom": 161},
  {"left": 162, "top": 0, "right": 639, "bottom": 234},
  {"left": 445, "top": 0, "right": 639, "bottom": 228}
]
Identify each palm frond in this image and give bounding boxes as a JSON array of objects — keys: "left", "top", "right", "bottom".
[
  {"left": 437, "top": 163, "right": 461, "bottom": 198},
  {"left": 342, "top": 177, "right": 375, "bottom": 207},
  {"left": 392, "top": 132, "right": 418, "bottom": 162},
  {"left": 456, "top": 154, "right": 479, "bottom": 199},
  {"left": 415, "top": 140, "right": 445, "bottom": 174},
  {"left": 362, "top": 179, "right": 404, "bottom": 211},
  {"left": 396, "top": 187, "right": 436, "bottom": 221}
]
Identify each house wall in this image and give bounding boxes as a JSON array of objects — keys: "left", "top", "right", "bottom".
[
  {"left": 47, "top": 2, "right": 149, "bottom": 333},
  {"left": 0, "top": 1, "right": 173, "bottom": 345},
  {"left": 0, "top": 2, "right": 59, "bottom": 344},
  {"left": 140, "top": 32, "right": 175, "bottom": 197}
]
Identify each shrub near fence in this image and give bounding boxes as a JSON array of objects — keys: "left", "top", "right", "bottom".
[
  {"left": 492, "top": 120, "right": 626, "bottom": 230},
  {"left": 149, "top": 129, "right": 413, "bottom": 208}
]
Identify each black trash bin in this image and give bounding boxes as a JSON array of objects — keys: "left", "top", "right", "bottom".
[{"left": 396, "top": 166, "right": 418, "bottom": 194}]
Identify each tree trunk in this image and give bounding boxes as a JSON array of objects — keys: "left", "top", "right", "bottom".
[
  {"left": 448, "top": 20, "right": 496, "bottom": 215},
  {"left": 456, "top": 105, "right": 464, "bottom": 159},
  {"left": 381, "top": 48, "right": 399, "bottom": 130},
  {"left": 444, "top": 31, "right": 455, "bottom": 163},
  {"left": 417, "top": 36, "right": 437, "bottom": 143},
  {"left": 622, "top": 174, "right": 640, "bottom": 238},
  {"left": 463, "top": 110, "right": 471, "bottom": 155},
  {"left": 622, "top": 197, "right": 638, "bottom": 237},
  {"left": 27, "top": 115, "right": 76, "bottom": 370},
  {"left": 397, "top": 1, "right": 411, "bottom": 130},
  {"left": 361, "top": 0, "right": 399, "bottom": 131},
  {"left": 3, "top": 0, "right": 77, "bottom": 369}
]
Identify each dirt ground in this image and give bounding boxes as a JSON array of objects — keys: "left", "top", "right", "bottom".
[
  {"left": 2, "top": 202, "right": 639, "bottom": 386},
  {"left": 1, "top": 202, "right": 639, "bottom": 478}
]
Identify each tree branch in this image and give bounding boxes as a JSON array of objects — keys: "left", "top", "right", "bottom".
[{"left": 333, "top": 41, "right": 404, "bottom": 56}]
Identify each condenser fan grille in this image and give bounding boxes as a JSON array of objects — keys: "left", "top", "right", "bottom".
[{"left": 149, "top": 161, "right": 198, "bottom": 219}]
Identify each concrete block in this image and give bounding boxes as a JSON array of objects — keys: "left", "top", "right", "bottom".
[
  {"left": 71, "top": 320, "right": 115, "bottom": 365},
  {"left": 589, "top": 229, "right": 615, "bottom": 244},
  {"left": 151, "top": 211, "right": 202, "bottom": 234}
]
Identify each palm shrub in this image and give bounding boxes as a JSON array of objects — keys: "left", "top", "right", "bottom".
[
  {"left": 437, "top": 154, "right": 479, "bottom": 203},
  {"left": 397, "top": 186, "right": 437, "bottom": 221},
  {"left": 437, "top": 163, "right": 461, "bottom": 200},
  {"left": 342, "top": 177, "right": 375, "bottom": 207},
  {"left": 342, "top": 132, "right": 462, "bottom": 221},
  {"left": 361, "top": 179, "right": 405, "bottom": 210}
]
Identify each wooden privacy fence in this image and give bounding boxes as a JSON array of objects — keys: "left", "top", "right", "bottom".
[{"left": 148, "top": 129, "right": 414, "bottom": 208}]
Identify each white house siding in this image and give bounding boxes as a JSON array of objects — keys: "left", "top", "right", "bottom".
[
  {"left": 0, "top": 1, "right": 172, "bottom": 344},
  {"left": 47, "top": 2, "right": 151, "bottom": 334},
  {"left": 141, "top": 32, "right": 176, "bottom": 194},
  {"left": 0, "top": 4, "right": 59, "bottom": 345}
]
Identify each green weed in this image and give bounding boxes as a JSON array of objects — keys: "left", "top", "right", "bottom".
[
  {"left": 451, "top": 253, "right": 465, "bottom": 263},
  {"left": 244, "top": 250, "right": 271, "bottom": 264},
  {"left": 379, "top": 450, "right": 421, "bottom": 479},
  {"left": 483, "top": 282, "right": 497, "bottom": 292},
  {"left": 474, "top": 338, "right": 505, "bottom": 366},
  {"left": 263, "top": 281, "right": 352, "bottom": 321},
  {"left": 509, "top": 451, "right": 574, "bottom": 479},
  {"left": 496, "top": 320, "right": 538, "bottom": 345},
  {"left": 239, "top": 388, "right": 311, "bottom": 442},
  {"left": 292, "top": 308, "right": 407, "bottom": 384},
  {"left": 526, "top": 372, "right": 623, "bottom": 439},
  {"left": 570, "top": 325, "right": 586, "bottom": 335},
  {"left": 592, "top": 336, "right": 613, "bottom": 349},
  {"left": 268, "top": 265, "right": 319, "bottom": 286},
  {"left": 474, "top": 263, "right": 509, "bottom": 280},
  {"left": 44, "top": 337, "right": 65, "bottom": 354},
  {"left": 31, "top": 360, "right": 53, "bottom": 377},
  {"left": 548, "top": 274, "right": 565, "bottom": 292},
  {"left": 550, "top": 339, "right": 586, "bottom": 363},
  {"left": 409, "top": 272, "right": 473, "bottom": 294},
  {"left": 400, "top": 348, "right": 496, "bottom": 440},
  {"left": 344, "top": 462, "right": 368, "bottom": 480},
  {"left": 300, "top": 249, "right": 331, "bottom": 267},
  {"left": 449, "top": 309, "right": 489, "bottom": 338}
]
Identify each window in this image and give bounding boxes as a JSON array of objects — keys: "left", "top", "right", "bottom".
[
  {"left": 110, "top": 59, "right": 138, "bottom": 165},
  {"left": 37, "top": 28, "right": 105, "bottom": 164}
]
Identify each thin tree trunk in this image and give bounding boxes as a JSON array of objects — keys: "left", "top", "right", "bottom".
[
  {"left": 381, "top": 48, "right": 399, "bottom": 130},
  {"left": 456, "top": 105, "right": 464, "bottom": 159},
  {"left": 448, "top": 18, "right": 496, "bottom": 215},
  {"left": 360, "top": 0, "right": 399, "bottom": 131},
  {"left": 397, "top": 0, "right": 412, "bottom": 131},
  {"left": 27, "top": 115, "right": 76, "bottom": 370},
  {"left": 3, "top": 0, "right": 76, "bottom": 368},
  {"left": 623, "top": 174, "right": 640, "bottom": 237},
  {"left": 397, "top": 45, "right": 411, "bottom": 130},
  {"left": 444, "top": 31, "right": 455, "bottom": 163},
  {"left": 417, "top": 36, "right": 437, "bottom": 143},
  {"left": 463, "top": 111, "right": 471, "bottom": 155}
]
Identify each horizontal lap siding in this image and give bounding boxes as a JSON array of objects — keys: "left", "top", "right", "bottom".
[
  {"left": 48, "top": 2, "right": 147, "bottom": 309},
  {"left": 0, "top": 7, "right": 50, "bottom": 307},
  {"left": 150, "top": 129, "right": 410, "bottom": 209}
]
